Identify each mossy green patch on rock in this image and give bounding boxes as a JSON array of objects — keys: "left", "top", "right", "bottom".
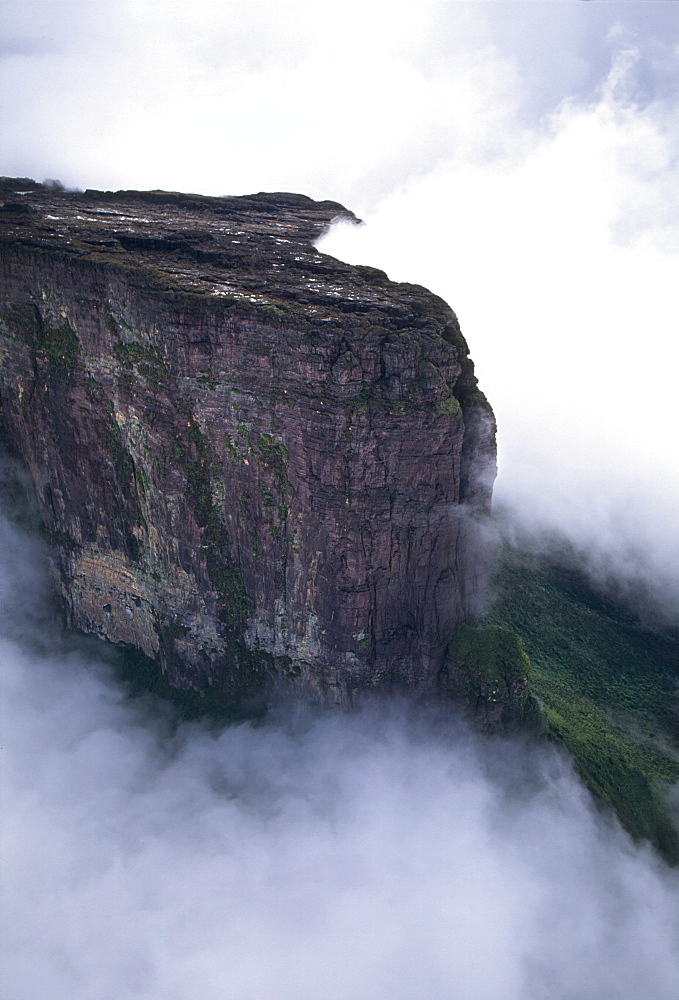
[
  {"left": 106, "top": 406, "right": 136, "bottom": 493},
  {"left": 447, "top": 623, "right": 530, "bottom": 685},
  {"left": 113, "top": 341, "right": 173, "bottom": 391},
  {"left": 177, "top": 416, "right": 253, "bottom": 635},
  {"left": 103, "top": 406, "right": 146, "bottom": 563},
  {"left": 38, "top": 318, "right": 80, "bottom": 368},
  {"left": 5, "top": 302, "right": 41, "bottom": 339},
  {"left": 257, "top": 432, "right": 290, "bottom": 498},
  {"left": 436, "top": 395, "right": 462, "bottom": 418},
  {"left": 84, "top": 376, "right": 105, "bottom": 403},
  {"left": 6, "top": 302, "right": 81, "bottom": 369},
  {"left": 442, "top": 623, "right": 533, "bottom": 728}
]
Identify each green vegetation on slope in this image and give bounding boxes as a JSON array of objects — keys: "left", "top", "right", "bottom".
[
  {"left": 482, "top": 543, "right": 679, "bottom": 863},
  {"left": 443, "top": 624, "right": 538, "bottom": 728}
]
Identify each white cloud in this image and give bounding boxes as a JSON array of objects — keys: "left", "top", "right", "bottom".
[
  {"left": 2, "top": 506, "right": 679, "bottom": 999},
  {"left": 318, "top": 34, "right": 679, "bottom": 619}
]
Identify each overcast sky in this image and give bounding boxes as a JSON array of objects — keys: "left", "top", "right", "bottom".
[{"left": 2, "top": 1, "right": 677, "bottom": 616}]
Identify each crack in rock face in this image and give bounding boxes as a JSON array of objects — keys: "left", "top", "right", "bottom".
[{"left": 0, "top": 177, "right": 497, "bottom": 711}]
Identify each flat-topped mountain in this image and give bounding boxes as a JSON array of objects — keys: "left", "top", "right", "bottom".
[{"left": 0, "top": 178, "right": 499, "bottom": 712}]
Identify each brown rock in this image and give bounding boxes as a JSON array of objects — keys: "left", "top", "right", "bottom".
[{"left": 0, "top": 178, "right": 496, "bottom": 709}]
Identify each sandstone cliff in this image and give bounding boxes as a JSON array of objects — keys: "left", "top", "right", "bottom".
[{"left": 0, "top": 178, "right": 496, "bottom": 710}]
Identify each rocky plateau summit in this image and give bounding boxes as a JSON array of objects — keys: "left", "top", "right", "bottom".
[{"left": 0, "top": 178, "right": 504, "bottom": 715}]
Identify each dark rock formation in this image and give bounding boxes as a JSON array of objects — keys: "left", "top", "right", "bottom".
[{"left": 0, "top": 177, "right": 496, "bottom": 710}]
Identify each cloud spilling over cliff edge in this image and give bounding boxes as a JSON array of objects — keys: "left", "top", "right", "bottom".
[
  {"left": 3, "top": 504, "right": 679, "bottom": 1000},
  {"left": 318, "top": 43, "right": 679, "bottom": 622}
]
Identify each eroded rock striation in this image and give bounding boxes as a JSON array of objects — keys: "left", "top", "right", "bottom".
[{"left": 0, "top": 178, "right": 496, "bottom": 709}]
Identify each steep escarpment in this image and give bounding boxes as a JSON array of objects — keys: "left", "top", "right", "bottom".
[{"left": 0, "top": 178, "right": 496, "bottom": 710}]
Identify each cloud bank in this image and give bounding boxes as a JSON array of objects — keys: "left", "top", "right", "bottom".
[
  {"left": 317, "top": 27, "right": 679, "bottom": 621},
  {"left": 2, "top": 498, "right": 679, "bottom": 1000}
]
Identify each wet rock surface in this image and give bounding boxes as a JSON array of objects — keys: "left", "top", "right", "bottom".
[{"left": 0, "top": 177, "right": 496, "bottom": 709}]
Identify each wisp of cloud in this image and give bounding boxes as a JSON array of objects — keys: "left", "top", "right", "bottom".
[{"left": 2, "top": 478, "right": 678, "bottom": 1000}]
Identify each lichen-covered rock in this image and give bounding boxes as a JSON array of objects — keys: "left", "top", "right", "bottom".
[{"left": 0, "top": 178, "right": 496, "bottom": 709}]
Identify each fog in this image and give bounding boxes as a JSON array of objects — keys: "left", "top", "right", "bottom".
[
  {"left": 2, "top": 495, "right": 679, "bottom": 1000},
  {"left": 3, "top": 4, "right": 679, "bottom": 994},
  {"left": 316, "top": 33, "right": 679, "bottom": 622}
]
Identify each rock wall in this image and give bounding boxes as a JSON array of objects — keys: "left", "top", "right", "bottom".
[{"left": 0, "top": 179, "right": 496, "bottom": 708}]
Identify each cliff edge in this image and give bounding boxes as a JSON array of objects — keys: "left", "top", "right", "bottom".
[{"left": 0, "top": 178, "right": 496, "bottom": 710}]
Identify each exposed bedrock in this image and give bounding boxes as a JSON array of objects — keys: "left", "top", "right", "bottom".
[{"left": 0, "top": 178, "right": 497, "bottom": 709}]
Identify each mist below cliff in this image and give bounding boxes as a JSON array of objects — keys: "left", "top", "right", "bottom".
[{"left": 3, "top": 499, "right": 678, "bottom": 1000}]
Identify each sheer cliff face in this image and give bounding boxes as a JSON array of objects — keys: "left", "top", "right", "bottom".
[{"left": 0, "top": 179, "right": 496, "bottom": 708}]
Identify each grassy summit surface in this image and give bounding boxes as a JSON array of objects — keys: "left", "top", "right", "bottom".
[{"left": 482, "top": 539, "right": 679, "bottom": 863}]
